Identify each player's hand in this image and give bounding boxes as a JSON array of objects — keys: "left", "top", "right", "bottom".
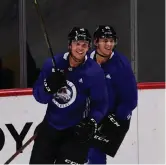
[
  {"left": 44, "top": 68, "right": 67, "bottom": 94},
  {"left": 74, "top": 118, "right": 97, "bottom": 143}
]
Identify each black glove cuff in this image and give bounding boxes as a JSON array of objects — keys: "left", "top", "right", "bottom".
[
  {"left": 107, "top": 113, "right": 120, "bottom": 127},
  {"left": 44, "top": 78, "right": 52, "bottom": 93}
]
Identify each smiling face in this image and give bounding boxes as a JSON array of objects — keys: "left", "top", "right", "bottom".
[
  {"left": 95, "top": 38, "right": 116, "bottom": 57},
  {"left": 69, "top": 40, "right": 89, "bottom": 62}
]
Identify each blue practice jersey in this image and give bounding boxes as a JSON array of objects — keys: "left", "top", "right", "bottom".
[
  {"left": 88, "top": 50, "right": 138, "bottom": 120},
  {"left": 33, "top": 52, "right": 109, "bottom": 130}
]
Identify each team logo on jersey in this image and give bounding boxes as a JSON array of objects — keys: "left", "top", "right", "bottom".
[{"left": 52, "top": 80, "right": 77, "bottom": 108}]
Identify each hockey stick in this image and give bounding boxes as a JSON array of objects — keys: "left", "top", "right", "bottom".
[
  {"left": 34, "top": 0, "right": 56, "bottom": 68},
  {"left": 4, "top": 1, "right": 57, "bottom": 164},
  {"left": 4, "top": 133, "right": 37, "bottom": 164}
]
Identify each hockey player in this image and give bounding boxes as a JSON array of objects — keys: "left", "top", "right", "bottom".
[
  {"left": 29, "top": 27, "right": 109, "bottom": 164},
  {"left": 87, "top": 25, "right": 138, "bottom": 164}
]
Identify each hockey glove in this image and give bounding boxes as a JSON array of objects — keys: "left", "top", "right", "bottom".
[
  {"left": 74, "top": 118, "right": 97, "bottom": 143},
  {"left": 92, "top": 113, "right": 130, "bottom": 158},
  {"left": 98, "top": 113, "right": 121, "bottom": 135},
  {"left": 44, "top": 69, "right": 67, "bottom": 94}
]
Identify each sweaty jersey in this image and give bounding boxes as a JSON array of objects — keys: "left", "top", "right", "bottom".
[
  {"left": 88, "top": 50, "right": 138, "bottom": 120},
  {"left": 33, "top": 52, "right": 109, "bottom": 130}
]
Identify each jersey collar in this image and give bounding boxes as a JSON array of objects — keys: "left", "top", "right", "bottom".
[{"left": 90, "top": 50, "right": 114, "bottom": 60}]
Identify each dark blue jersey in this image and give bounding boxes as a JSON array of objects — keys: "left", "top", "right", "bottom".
[
  {"left": 88, "top": 50, "right": 138, "bottom": 120},
  {"left": 33, "top": 52, "right": 109, "bottom": 130}
]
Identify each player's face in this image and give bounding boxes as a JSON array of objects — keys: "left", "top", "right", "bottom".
[
  {"left": 96, "top": 38, "right": 116, "bottom": 56},
  {"left": 70, "top": 40, "right": 89, "bottom": 61}
]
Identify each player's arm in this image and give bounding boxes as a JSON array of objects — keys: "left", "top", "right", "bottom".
[
  {"left": 88, "top": 69, "right": 109, "bottom": 123},
  {"left": 113, "top": 67, "right": 138, "bottom": 120},
  {"left": 97, "top": 67, "right": 138, "bottom": 135},
  {"left": 74, "top": 68, "right": 109, "bottom": 142},
  {"left": 33, "top": 57, "right": 66, "bottom": 104}
]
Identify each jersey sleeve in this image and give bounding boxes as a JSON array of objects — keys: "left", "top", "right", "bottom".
[
  {"left": 114, "top": 67, "right": 138, "bottom": 120},
  {"left": 88, "top": 69, "right": 109, "bottom": 123},
  {"left": 32, "top": 58, "right": 53, "bottom": 104}
]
